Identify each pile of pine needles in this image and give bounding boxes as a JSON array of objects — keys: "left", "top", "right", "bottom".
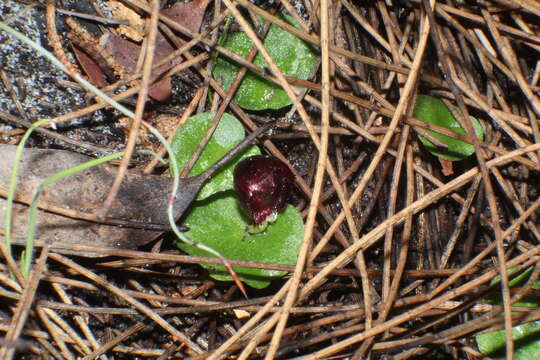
[{"left": 0, "top": 0, "right": 539, "bottom": 359}]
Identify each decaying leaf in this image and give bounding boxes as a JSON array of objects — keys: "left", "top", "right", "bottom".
[
  {"left": 161, "top": 0, "right": 210, "bottom": 35},
  {"left": 67, "top": 0, "right": 210, "bottom": 101},
  {"left": 101, "top": 32, "right": 180, "bottom": 101},
  {"left": 71, "top": 45, "right": 108, "bottom": 88},
  {"left": 0, "top": 145, "right": 192, "bottom": 256}
]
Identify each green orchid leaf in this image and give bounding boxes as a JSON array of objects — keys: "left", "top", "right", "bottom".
[
  {"left": 476, "top": 266, "right": 540, "bottom": 359},
  {"left": 486, "top": 266, "right": 540, "bottom": 307},
  {"left": 213, "top": 14, "right": 318, "bottom": 110},
  {"left": 476, "top": 321, "right": 540, "bottom": 360},
  {"left": 413, "top": 95, "right": 485, "bottom": 161},
  {"left": 171, "top": 111, "right": 303, "bottom": 288},
  {"left": 170, "top": 112, "right": 260, "bottom": 200},
  {"left": 177, "top": 193, "right": 304, "bottom": 288}
]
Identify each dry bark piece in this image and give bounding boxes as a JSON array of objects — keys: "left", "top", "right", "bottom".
[{"left": 0, "top": 145, "right": 187, "bottom": 256}]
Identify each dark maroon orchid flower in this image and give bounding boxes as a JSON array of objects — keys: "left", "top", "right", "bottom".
[{"left": 234, "top": 155, "right": 295, "bottom": 226}]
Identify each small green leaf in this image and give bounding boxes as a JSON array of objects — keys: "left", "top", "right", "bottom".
[
  {"left": 476, "top": 266, "right": 540, "bottom": 359},
  {"left": 170, "top": 112, "right": 260, "bottom": 200},
  {"left": 177, "top": 193, "right": 304, "bottom": 288},
  {"left": 213, "top": 14, "right": 318, "bottom": 110},
  {"left": 413, "top": 95, "right": 484, "bottom": 161},
  {"left": 486, "top": 266, "right": 540, "bottom": 307},
  {"left": 476, "top": 321, "right": 540, "bottom": 359}
]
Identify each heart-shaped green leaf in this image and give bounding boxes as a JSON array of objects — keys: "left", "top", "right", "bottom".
[
  {"left": 213, "top": 14, "right": 318, "bottom": 110},
  {"left": 170, "top": 112, "right": 303, "bottom": 288},
  {"left": 178, "top": 193, "right": 304, "bottom": 288},
  {"left": 170, "top": 112, "right": 260, "bottom": 200},
  {"left": 413, "top": 95, "right": 484, "bottom": 161}
]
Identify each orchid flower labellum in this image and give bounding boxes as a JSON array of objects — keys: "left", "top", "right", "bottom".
[{"left": 234, "top": 155, "right": 295, "bottom": 234}]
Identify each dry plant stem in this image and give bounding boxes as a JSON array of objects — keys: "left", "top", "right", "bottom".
[
  {"left": 381, "top": 110, "right": 412, "bottom": 300},
  {"left": 83, "top": 322, "right": 147, "bottom": 360},
  {"left": 48, "top": 53, "right": 206, "bottom": 126},
  {"left": 3, "top": 290, "right": 490, "bottom": 319},
  {"left": 376, "top": 136, "right": 413, "bottom": 335},
  {"left": 343, "top": 0, "right": 390, "bottom": 53},
  {"left": 0, "top": 268, "right": 22, "bottom": 293},
  {"left": 494, "top": 0, "right": 540, "bottom": 21},
  {"left": 3, "top": 242, "right": 479, "bottom": 279},
  {"left": 355, "top": 10, "right": 414, "bottom": 358},
  {"left": 206, "top": 295, "right": 495, "bottom": 358},
  {"left": 0, "top": 71, "right": 25, "bottom": 117},
  {"left": 0, "top": 246, "right": 49, "bottom": 360},
  {"left": 290, "top": 77, "right": 540, "bottom": 360},
  {"left": 383, "top": 147, "right": 415, "bottom": 320},
  {"left": 264, "top": 0, "right": 331, "bottom": 357},
  {"left": 36, "top": 305, "right": 73, "bottom": 359},
  {"left": 206, "top": 279, "right": 292, "bottom": 360},
  {"left": 35, "top": 338, "right": 63, "bottom": 359},
  {"left": 45, "top": 0, "right": 79, "bottom": 78},
  {"left": 439, "top": 175, "right": 482, "bottom": 269},
  {"left": 491, "top": 167, "right": 540, "bottom": 239},
  {"left": 309, "top": 5, "right": 430, "bottom": 265},
  {"left": 431, "top": 196, "right": 540, "bottom": 301},
  {"left": 435, "top": 6, "right": 514, "bottom": 81},
  {"left": 41, "top": 307, "right": 90, "bottom": 356},
  {"left": 0, "top": 234, "right": 24, "bottom": 288},
  {"left": 47, "top": 253, "right": 202, "bottom": 353},
  {"left": 480, "top": 7, "right": 540, "bottom": 121},
  {"left": 293, "top": 243, "right": 540, "bottom": 360},
  {"left": 51, "top": 284, "right": 100, "bottom": 354},
  {"left": 52, "top": 7, "right": 128, "bottom": 25},
  {"left": 0, "top": 111, "right": 113, "bottom": 155},
  {"left": 180, "top": 16, "right": 273, "bottom": 179},
  {"left": 436, "top": 3, "right": 540, "bottom": 45},
  {"left": 100, "top": 0, "right": 160, "bottom": 219},
  {"left": 421, "top": 1, "right": 513, "bottom": 357},
  {"left": 143, "top": 87, "right": 204, "bottom": 174},
  {"left": 215, "top": 4, "right": 367, "bottom": 351},
  {"left": 455, "top": 78, "right": 538, "bottom": 164}
]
